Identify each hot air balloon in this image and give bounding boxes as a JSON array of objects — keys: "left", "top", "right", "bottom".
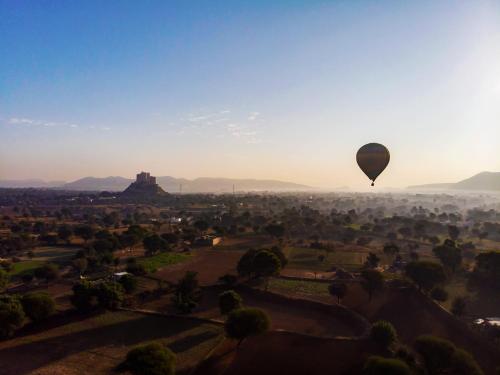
[{"left": 356, "top": 143, "right": 390, "bottom": 186}]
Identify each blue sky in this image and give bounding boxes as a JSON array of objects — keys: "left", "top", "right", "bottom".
[{"left": 1, "top": 0, "right": 499, "bottom": 188}]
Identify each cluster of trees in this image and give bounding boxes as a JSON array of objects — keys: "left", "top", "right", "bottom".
[
  {"left": 71, "top": 276, "right": 137, "bottom": 312},
  {"left": 171, "top": 271, "right": 202, "bottom": 313},
  {"left": 364, "top": 321, "right": 483, "bottom": 375},
  {"left": 237, "top": 247, "right": 285, "bottom": 287},
  {"left": 0, "top": 292, "right": 55, "bottom": 338}
]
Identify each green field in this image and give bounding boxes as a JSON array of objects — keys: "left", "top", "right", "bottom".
[
  {"left": 267, "top": 277, "right": 330, "bottom": 297},
  {"left": 9, "top": 260, "right": 44, "bottom": 277},
  {"left": 139, "top": 252, "right": 191, "bottom": 273},
  {"left": 284, "top": 247, "right": 365, "bottom": 271},
  {"left": 0, "top": 310, "right": 222, "bottom": 374}
]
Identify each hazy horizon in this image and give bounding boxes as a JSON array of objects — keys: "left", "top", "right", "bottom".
[{"left": 1, "top": 1, "right": 499, "bottom": 189}]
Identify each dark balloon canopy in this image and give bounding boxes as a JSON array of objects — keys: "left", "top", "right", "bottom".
[{"left": 356, "top": 143, "right": 390, "bottom": 186}]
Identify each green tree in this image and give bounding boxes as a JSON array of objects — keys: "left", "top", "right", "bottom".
[
  {"left": 57, "top": 225, "right": 73, "bottom": 244},
  {"left": 361, "top": 269, "right": 384, "bottom": 301},
  {"left": 219, "top": 290, "right": 243, "bottom": 315},
  {"left": 171, "top": 271, "right": 202, "bottom": 313},
  {"left": 96, "top": 281, "right": 124, "bottom": 310},
  {"left": 405, "top": 261, "right": 446, "bottom": 293},
  {"left": 21, "top": 292, "right": 55, "bottom": 322},
  {"left": 415, "top": 335, "right": 483, "bottom": 375},
  {"left": 225, "top": 308, "right": 270, "bottom": 347},
  {"left": 451, "top": 296, "right": 466, "bottom": 317},
  {"left": 253, "top": 250, "right": 281, "bottom": 280},
  {"left": 363, "top": 356, "right": 411, "bottom": 375},
  {"left": 71, "top": 281, "right": 96, "bottom": 312},
  {"left": 433, "top": 239, "right": 462, "bottom": 273},
  {"left": 34, "top": 263, "right": 60, "bottom": 283},
  {"left": 370, "top": 320, "right": 397, "bottom": 348},
  {"left": 365, "top": 252, "right": 381, "bottom": 268},
  {"left": 237, "top": 248, "right": 259, "bottom": 278},
  {"left": 0, "top": 295, "right": 25, "bottom": 338},
  {"left": 430, "top": 286, "right": 448, "bottom": 302},
  {"left": 119, "top": 274, "right": 138, "bottom": 294},
  {"left": 74, "top": 224, "right": 95, "bottom": 243},
  {"left": 0, "top": 269, "right": 9, "bottom": 292},
  {"left": 328, "top": 281, "right": 347, "bottom": 304},
  {"left": 118, "top": 342, "right": 176, "bottom": 375},
  {"left": 143, "top": 234, "right": 168, "bottom": 256}
]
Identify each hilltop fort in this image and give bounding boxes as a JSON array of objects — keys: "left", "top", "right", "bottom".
[{"left": 122, "top": 171, "right": 167, "bottom": 197}]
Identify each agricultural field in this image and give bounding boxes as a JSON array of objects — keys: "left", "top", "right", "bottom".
[
  {"left": 284, "top": 246, "right": 366, "bottom": 272},
  {"left": 138, "top": 251, "right": 191, "bottom": 274},
  {"left": 0, "top": 311, "right": 223, "bottom": 375}
]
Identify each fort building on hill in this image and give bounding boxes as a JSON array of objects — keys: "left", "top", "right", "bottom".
[{"left": 122, "top": 171, "right": 167, "bottom": 197}]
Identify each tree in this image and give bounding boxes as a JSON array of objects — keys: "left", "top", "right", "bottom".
[
  {"left": 264, "top": 223, "right": 285, "bottom": 239},
  {"left": 361, "top": 269, "right": 384, "bottom": 301},
  {"left": 172, "top": 271, "right": 202, "bottom": 313},
  {"left": 73, "top": 257, "right": 88, "bottom": 276},
  {"left": 57, "top": 225, "right": 73, "bottom": 244},
  {"left": 21, "top": 292, "right": 55, "bottom": 322},
  {"left": 96, "top": 281, "right": 124, "bottom": 310},
  {"left": 143, "top": 234, "right": 168, "bottom": 256},
  {"left": 474, "top": 252, "right": 500, "bottom": 289},
  {"left": 237, "top": 249, "right": 259, "bottom": 278},
  {"left": 328, "top": 281, "right": 347, "bottom": 304},
  {"left": 415, "top": 335, "right": 483, "bottom": 375},
  {"left": 383, "top": 244, "right": 399, "bottom": 259},
  {"left": 74, "top": 224, "right": 94, "bottom": 243},
  {"left": 126, "top": 261, "right": 147, "bottom": 276},
  {"left": 219, "top": 290, "right": 243, "bottom": 315},
  {"left": 0, "top": 269, "right": 9, "bottom": 292},
  {"left": 363, "top": 356, "right": 411, "bottom": 375},
  {"left": 405, "top": 261, "right": 446, "bottom": 293},
  {"left": 430, "top": 286, "right": 448, "bottom": 302},
  {"left": 193, "top": 219, "right": 209, "bottom": 234},
  {"left": 370, "top": 320, "right": 397, "bottom": 348},
  {"left": 451, "top": 296, "right": 466, "bottom": 317},
  {"left": 0, "top": 295, "right": 25, "bottom": 338},
  {"left": 365, "top": 252, "right": 380, "bottom": 269},
  {"left": 225, "top": 308, "right": 270, "bottom": 347},
  {"left": 448, "top": 225, "right": 460, "bottom": 241},
  {"left": 119, "top": 274, "right": 138, "bottom": 294},
  {"left": 34, "top": 263, "right": 60, "bottom": 283},
  {"left": 252, "top": 250, "right": 281, "bottom": 281},
  {"left": 433, "top": 239, "right": 462, "bottom": 273},
  {"left": 71, "top": 281, "right": 96, "bottom": 312},
  {"left": 118, "top": 342, "right": 176, "bottom": 375},
  {"left": 268, "top": 246, "right": 288, "bottom": 268}
]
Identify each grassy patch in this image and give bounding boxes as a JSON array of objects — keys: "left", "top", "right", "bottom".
[
  {"left": 268, "top": 277, "right": 330, "bottom": 297},
  {"left": 139, "top": 252, "right": 191, "bottom": 273},
  {"left": 284, "top": 247, "right": 365, "bottom": 271},
  {"left": 9, "top": 260, "right": 44, "bottom": 277}
]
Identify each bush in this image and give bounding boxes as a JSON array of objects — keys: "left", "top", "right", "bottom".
[
  {"left": 96, "top": 281, "right": 124, "bottom": 309},
  {"left": 71, "top": 281, "right": 96, "bottom": 312},
  {"left": 225, "top": 308, "right": 270, "bottom": 346},
  {"left": 0, "top": 294, "right": 25, "bottom": 338},
  {"left": 118, "top": 342, "right": 176, "bottom": 375},
  {"left": 414, "top": 335, "right": 457, "bottom": 375},
  {"left": 119, "top": 274, "right": 138, "bottom": 294},
  {"left": 34, "top": 263, "right": 60, "bottom": 283},
  {"left": 451, "top": 296, "right": 466, "bottom": 317},
  {"left": 363, "top": 356, "right": 411, "bottom": 375},
  {"left": 430, "top": 286, "right": 448, "bottom": 302},
  {"left": 219, "top": 290, "right": 243, "bottom": 315},
  {"left": 21, "top": 292, "right": 55, "bottom": 322},
  {"left": 370, "top": 320, "right": 397, "bottom": 348}
]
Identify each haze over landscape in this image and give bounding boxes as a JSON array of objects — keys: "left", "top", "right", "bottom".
[{"left": 1, "top": 1, "right": 500, "bottom": 188}]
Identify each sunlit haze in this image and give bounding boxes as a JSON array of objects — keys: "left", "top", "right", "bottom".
[{"left": 1, "top": 1, "right": 499, "bottom": 189}]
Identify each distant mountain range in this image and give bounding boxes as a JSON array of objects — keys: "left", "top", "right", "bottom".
[
  {"left": 408, "top": 172, "right": 500, "bottom": 191},
  {"left": 0, "top": 176, "right": 311, "bottom": 192}
]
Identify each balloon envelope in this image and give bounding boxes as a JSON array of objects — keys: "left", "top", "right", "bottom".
[{"left": 356, "top": 143, "right": 390, "bottom": 186}]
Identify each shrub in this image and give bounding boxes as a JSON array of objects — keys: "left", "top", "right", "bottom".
[
  {"left": 451, "top": 296, "right": 466, "bottom": 317},
  {"left": 363, "top": 356, "right": 411, "bottom": 375},
  {"left": 96, "top": 281, "right": 124, "bottom": 310},
  {"left": 119, "top": 274, "right": 138, "bottom": 294},
  {"left": 430, "top": 286, "right": 448, "bottom": 302},
  {"left": 370, "top": 320, "right": 397, "bottom": 348},
  {"left": 34, "top": 263, "right": 60, "bottom": 283},
  {"left": 414, "top": 335, "right": 457, "bottom": 374},
  {"left": 219, "top": 290, "right": 243, "bottom": 315},
  {"left": 71, "top": 281, "right": 96, "bottom": 312},
  {"left": 225, "top": 308, "right": 270, "bottom": 346},
  {"left": 21, "top": 292, "right": 55, "bottom": 322},
  {"left": 118, "top": 342, "right": 175, "bottom": 375},
  {"left": 0, "top": 294, "right": 25, "bottom": 338}
]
